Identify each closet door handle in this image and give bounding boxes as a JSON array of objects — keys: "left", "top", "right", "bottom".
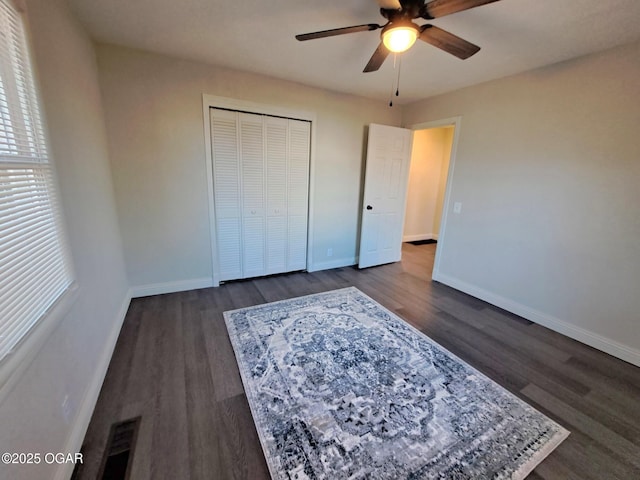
[{"left": 366, "top": 205, "right": 373, "bottom": 211}]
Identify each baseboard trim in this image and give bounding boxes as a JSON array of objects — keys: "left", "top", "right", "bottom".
[
  {"left": 130, "top": 277, "right": 214, "bottom": 298},
  {"left": 432, "top": 271, "right": 640, "bottom": 367},
  {"left": 403, "top": 233, "right": 438, "bottom": 242},
  {"left": 308, "top": 257, "right": 357, "bottom": 272},
  {"left": 54, "top": 290, "right": 132, "bottom": 480}
]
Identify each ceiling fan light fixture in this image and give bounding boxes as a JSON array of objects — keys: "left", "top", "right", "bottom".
[{"left": 382, "top": 24, "right": 419, "bottom": 53}]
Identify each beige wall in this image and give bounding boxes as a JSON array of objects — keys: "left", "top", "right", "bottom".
[
  {"left": 0, "top": 0, "right": 130, "bottom": 479},
  {"left": 95, "top": 44, "right": 402, "bottom": 291},
  {"left": 433, "top": 127, "right": 453, "bottom": 235},
  {"left": 404, "top": 127, "right": 453, "bottom": 241},
  {"left": 403, "top": 40, "right": 640, "bottom": 365}
]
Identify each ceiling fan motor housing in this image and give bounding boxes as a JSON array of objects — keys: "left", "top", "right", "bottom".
[
  {"left": 380, "top": 0, "right": 425, "bottom": 21},
  {"left": 381, "top": 19, "right": 420, "bottom": 36}
]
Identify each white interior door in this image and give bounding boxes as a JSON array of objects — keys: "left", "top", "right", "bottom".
[{"left": 358, "top": 123, "right": 413, "bottom": 269}]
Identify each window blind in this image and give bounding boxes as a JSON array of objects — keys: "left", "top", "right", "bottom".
[{"left": 0, "top": 0, "right": 72, "bottom": 361}]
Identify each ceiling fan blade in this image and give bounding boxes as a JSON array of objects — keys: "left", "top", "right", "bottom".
[
  {"left": 421, "top": 0, "right": 500, "bottom": 19},
  {"left": 377, "top": 0, "right": 401, "bottom": 9},
  {"left": 363, "top": 43, "right": 390, "bottom": 72},
  {"left": 419, "top": 24, "right": 480, "bottom": 59},
  {"left": 296, "top": 24, "right": 381, "bottom": 41}
]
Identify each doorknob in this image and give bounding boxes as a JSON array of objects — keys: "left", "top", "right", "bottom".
[{"left": 366, "top": 205, "right": 373, "bottom": 210}]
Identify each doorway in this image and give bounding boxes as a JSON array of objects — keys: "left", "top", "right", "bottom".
[{"left": 403, "top": 118, "right": 460, "bottom": 277}]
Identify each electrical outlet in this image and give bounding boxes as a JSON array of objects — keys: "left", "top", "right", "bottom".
[
  {"left": 327, "top": 248, "right": 333, "bottom": 257},
  {"left": 453, "top": 202, "right": 462, "bottom": 214}
]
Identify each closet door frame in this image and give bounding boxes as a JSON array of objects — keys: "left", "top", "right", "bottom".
[{"left": 203, "top": 95, "right": 316, "bottom": 287}]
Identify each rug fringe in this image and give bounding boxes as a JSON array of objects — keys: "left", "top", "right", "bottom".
[{"left": 511, "top": 429, "right": 570, "bottom": 479}]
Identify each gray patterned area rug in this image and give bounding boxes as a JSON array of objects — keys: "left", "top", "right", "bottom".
[{"left": 224, "top": 287, "right": 569, "bottom": 479}]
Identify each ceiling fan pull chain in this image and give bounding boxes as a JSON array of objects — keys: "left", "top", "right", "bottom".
[
  {"left": 396, "top": 55, "right": 402, "bottom": 97},
  {"left": 389, "top": 53, "right": 398, "bottom": 107},
  {"left": 389, "top": 76, "right": 394, "bottom": 107}
]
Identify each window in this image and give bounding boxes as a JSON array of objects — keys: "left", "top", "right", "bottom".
[{"left": 0, "top": 0, "right": 73, "bottom": 364}]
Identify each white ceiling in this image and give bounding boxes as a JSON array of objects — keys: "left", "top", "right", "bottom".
[{"left": 67, "top": 0, "right": 640, "bottom": 104}]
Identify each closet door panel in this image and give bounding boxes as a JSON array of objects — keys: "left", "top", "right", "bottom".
[
  {"left": 240, "top": 113, "right": 265, "bottom": 216},
  {"left": 243, "top": 215, "right": 266, "bottom": 278},
  {"left": 287, "top": 215, "right": 307, "bottom": 271},
  {"left": 265, "top": 117, "right": 288, "bottom": 215},
  {"left": 288, "top": 120, "right": 310, "bottom": 216},
  {"left": 287, "top": 120, "right": 310, "bottom": 270},
  {"left": 239, "top": 113, "right": 266, "bottom": 277},
  {"left": 210, "top": 109, "right": 242, "bottom": 281},
  {"left": 265, "top": 117, "right": 288, "bottom": 274},
  {"left": 266, "top": 216, "right": 287, "bottom": 274}
]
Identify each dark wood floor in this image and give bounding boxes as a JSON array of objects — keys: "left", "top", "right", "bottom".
[{"left": 77, "top": 243, "right": 640, "bottom": 479}]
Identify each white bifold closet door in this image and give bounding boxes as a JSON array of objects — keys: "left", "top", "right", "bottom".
[{"left": 210, "top": 108, "right": 310, "bottom": 281}]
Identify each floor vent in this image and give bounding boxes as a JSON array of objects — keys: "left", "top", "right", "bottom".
[{"left": 98, "top": 416, "right": 141, "bottom": 480}]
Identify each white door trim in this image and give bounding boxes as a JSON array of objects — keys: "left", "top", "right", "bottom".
[
  {"left": 202, "top": 95, "right": 317, "bottom": 286},
  {"left": 407, "top": 116, "right": 462, "bottom": 281}
]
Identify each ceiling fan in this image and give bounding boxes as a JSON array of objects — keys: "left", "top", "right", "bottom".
[{"left": 296, "top": 0, "right": 500, "bottom": 72}]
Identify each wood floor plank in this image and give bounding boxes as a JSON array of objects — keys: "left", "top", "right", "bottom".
[
  {"left": 77, "top": 244, "right": 640, "bottom": 479},
  {"left": 226, "top": 280, "right": 266, "bottom": 309},
  {"left": 567, "top": 429, "right": 640, "bottom": 480},
  {"left": 216, "top": 394, "right": 270, "bottom": 480},
  {"left": 182, "top": 300, "right": 224, "bottom": 479},
  {"left": 522, "top": 374, "right": 640, "bottom": 444},
  {"left": 432, "top": 309, "right": 592, "bottom": 398},
  {"left": 251, "top": 275, "right": 293, "bottom": 303},
  {"left": 196, "top": 283, "right": 234, "bottom": 311},
  {"left": 419, "top": 318, "right": 531, "bottom": 394},
  {"left": 201, "top": 307, "right": 245, "bottom": 402},
  {"left": 521, "top": 383, "right": 640, "bottom": 469},
  {"left": 532, "top": 448, "right": 595, "bottom": 480},
  {"left": 525, "top": 472, "right": 545, "bottom": 480},
  {"left": 585, "top": 388, "right": 640, "bottom": 424},
  {"left": 564, "top": 355, "right": 640, "bottom": 397},
  {"left": 433, "top": 297, "right": 572, "bottom": 364},
  {"left": 149, "top": 299, "right": 191, "bottom": 479}
]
